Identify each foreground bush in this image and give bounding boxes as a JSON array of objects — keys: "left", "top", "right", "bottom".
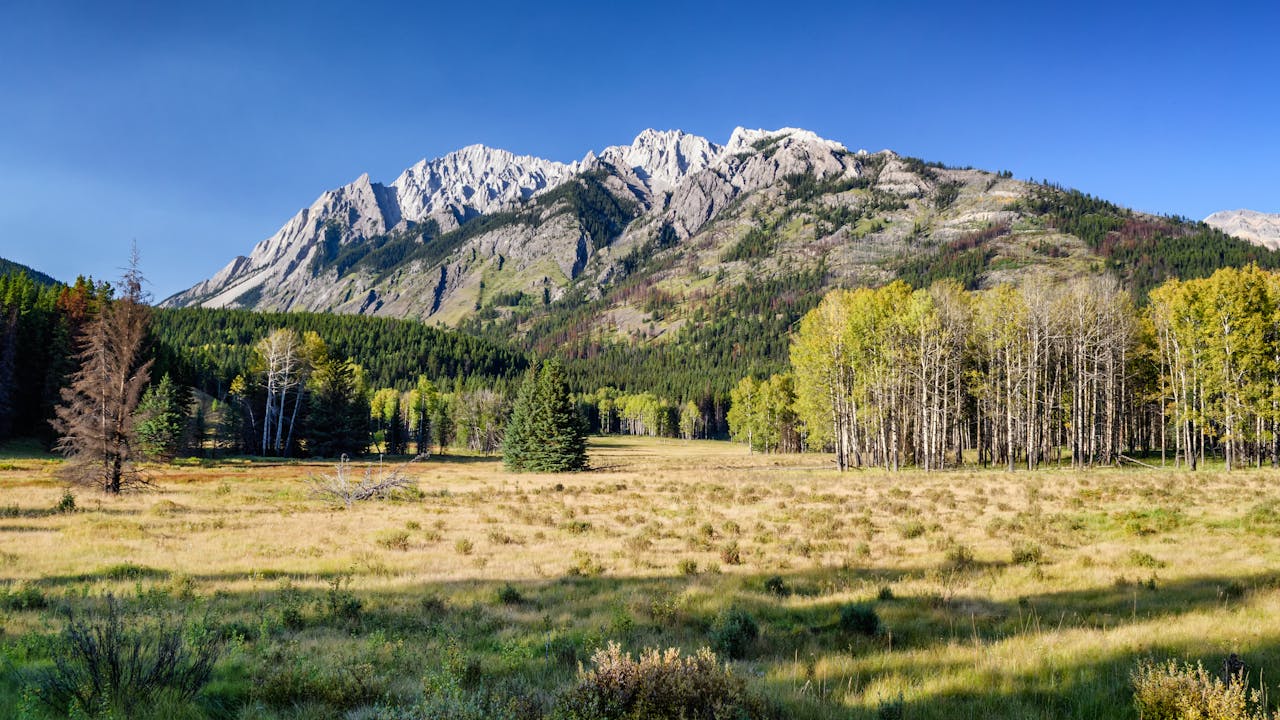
[
  {"left": 1132, "top": 657, "right": 1272, "bottom": 720},
  {"left": 709, "top": 608, "right": 758, "bottom": 659},
  {"left": 839, "top": 603, "right": 880, "bottom": 636},
  {"left": 27, "top": 594, "right": 224, "bottom": 715},
  {"left": 554, "top": 642, "right": 778, "bottom": 720}
]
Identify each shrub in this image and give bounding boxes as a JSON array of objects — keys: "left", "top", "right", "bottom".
[
  {"left": 839, "top": 603, "right": 880, "bottom": 636},
  {"left": 1132, "top": 657, "right": 1267, "bottom": 720},
  {"left": 561, "top": 520, "right": 592, "bottom": 535},
  {"left": 0, "top": 582, "right": 47, "bottom": 611},
  {"left": 1221, "top": 581, "right": 1247, "bottom": 602},
  {"left": 276, "top": 581, "right": 307, "bottom": 630},
  {"left": 710, "top": 607, "right": 758, "bottom": 659},
  {"left": 720, "top": 541, "right": 742, "bottom": 566},
  {"left": 1129, "top": 550, "right": 1166, "bottom": 569},
  {"left": 553, "top": 642, "right": 779, "bottom": 720},
  {"left": 256, "top": 644, "right": 387, "bottom": 710},
  {"left": 763, "top": 575, "right": 791, "bottom": 598},
  {"left": 1011, "top": 541, "right": 1043, "bottom": 565},
  {"left": 877, "top": 586, "right": 895, "bottom": 602},
  {"left": 945, "top": 542, "right": 975, "bottom": 569},
  {"left": 1243, "top": 499, "right": 1280, "bottom": 533},
  {"left": 376, "top": 529, "right": 412, "bottom": 551},
  {"left": 100, "top": 562, "right": 167, "bottom": 581},
  {"left": 324, "top": 575, "right": 363, "bottom": 623},
  {"left": 1117, "top": 508, "right": 1184, "bottom": 536},
  {"left": 54, "top": 489, "right": 76, "bottom": 514},
  {"left": 678, "top": 559, "right": 698, "bottom": 576},
  {"left": 27, "top": 594, "right": 224, "bottom": 714},
  {"left": 495, "top": 583, "right": 523, "bottom": 605},
  {"left": 877, "top": 693, "right": 905, "bottom": 720},
  {"left": 455, "top": 538, "right": 475, "bottom": 555},
  {"left": 567, "top": 551, "right": 605, "bottom": 577},
  {"left": 898, "top": 520, "right": 926, "bottom": 539}
]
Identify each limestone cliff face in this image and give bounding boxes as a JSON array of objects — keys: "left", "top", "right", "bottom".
[
  {"left": 164, "top": 145, "right": 579, "bottom": 310},
  {"left": 164, "top": 127, "right": 1026, "bottom": 328},
  {"left": 1205, "top": 209, "right": 1280, "bottom": 251}
]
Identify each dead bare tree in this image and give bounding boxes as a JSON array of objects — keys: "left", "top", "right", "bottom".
[
  {"left": 304, "top": 456, "right": 418, "bottom": 508},
  {"left": 51, "top": 249, "right": 153, "bottom": 493}
]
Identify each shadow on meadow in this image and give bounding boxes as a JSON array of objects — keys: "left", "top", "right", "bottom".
[{"left": 6, "top": 561, "right": 1277, "bottom": 718}]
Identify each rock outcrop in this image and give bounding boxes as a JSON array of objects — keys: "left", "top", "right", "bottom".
[{"left": 1204, "top": 209, "right": 1280, "bottom": 251}]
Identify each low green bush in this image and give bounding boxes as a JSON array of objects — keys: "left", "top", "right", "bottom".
[
  {"left": 839, "top": 603, "right": 880, "bottom": 636},
  {"left": 710, "top": 607, "right": 758, "bottom": 659}
]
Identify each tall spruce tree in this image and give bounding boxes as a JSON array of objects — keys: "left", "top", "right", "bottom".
[
  {"left": 135, "top": 373, "right": 192, "bottom": 461},
  {"left": 501, "top": 368, "right": 537, "bottom": 470},
  {"left": 504, "top": 360, "right": 586, "bottom": 472},
  {"left": 51, "top": 251, "right": 153, "bottom": 493},
  {"left": 304, "top": 352, "right": 369, "bottom": 458}
]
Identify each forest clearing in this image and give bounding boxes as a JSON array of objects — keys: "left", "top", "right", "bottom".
[{"left": 2, "top": 436, "right": 1277, "bottom": 718}]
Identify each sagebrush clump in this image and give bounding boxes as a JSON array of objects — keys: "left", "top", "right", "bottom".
[
  {"left": 1132, "top": 657, "right": 1271, "bottom": 720},
  {"left": 553, "top": 642, "right": 778, "bottom": 719}
]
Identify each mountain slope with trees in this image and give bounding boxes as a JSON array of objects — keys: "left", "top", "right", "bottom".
[{"left": 164, "top": 128, "right": 1280, "bottom": 410}]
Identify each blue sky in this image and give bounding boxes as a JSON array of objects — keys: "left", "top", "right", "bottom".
[{"left": 0, "top": 1, "right": 1276, "bottom": 298}]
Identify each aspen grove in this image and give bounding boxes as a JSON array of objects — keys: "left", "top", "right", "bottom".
[{"left": 742, "top": 266, "right": 1280, "bottom": 471}]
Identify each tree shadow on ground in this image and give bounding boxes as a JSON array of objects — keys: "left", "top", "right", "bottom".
[{"left": 8, "top": 562, "right": 1280, "bottom": 719}]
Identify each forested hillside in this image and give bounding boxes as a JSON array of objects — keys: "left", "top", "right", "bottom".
[
  {"left": 0, "top": 271, "right": 108, "bottom": 442},
  {"left": 0, "top": 257, "right": 57, "bottom": 286},
  {"left": 151, "top": 307, "right": 527, "bottom": 397}
]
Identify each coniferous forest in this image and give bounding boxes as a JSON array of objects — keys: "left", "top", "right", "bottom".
[{"left": 9, "top": 250, "right": 1280, "bottom": 470}]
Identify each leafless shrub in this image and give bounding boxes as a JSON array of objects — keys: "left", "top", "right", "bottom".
[
  {"left": 29, "top": 594, "right": 223, "bottom": 714},
  {"left": 305, "top": 456, "right": 417, "bottom": 507}
]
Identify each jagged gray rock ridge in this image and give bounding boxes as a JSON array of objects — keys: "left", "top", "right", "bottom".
[
  {"left": 164, "top": 127, "right": 867, "bottom": 315},
  {"left": 1204, "top": 209, "right": 1280, "bottom": 251},
  {"left": 166, "top": 126, "right": 1053, "bottom": 332}
]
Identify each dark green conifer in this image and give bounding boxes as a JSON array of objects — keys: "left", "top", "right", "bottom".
[
  {"left": 503, "top": 360, "right": 586, "bottom": 472},
  {"left": 135, "top": 373, "right": 192, "bottom": 461}
]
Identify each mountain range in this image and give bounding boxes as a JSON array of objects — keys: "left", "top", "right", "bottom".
[{"left": 163, "top": 127, "right": 1280, "bottom": 358}]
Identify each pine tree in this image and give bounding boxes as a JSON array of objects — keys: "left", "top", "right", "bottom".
[
  {"left": 523, "top": 360, "right": 588, "bottom": 472},
  {"left": 431, "top": 395, "right": 454, "bottom": 454},
  {"left": 305, "top": 353, "right": 369, "bottom": 458},
  {"left": 135, "top": 373, "right": 191, "bottom": 461},
  {"left": 502, "top": 368, "right": 537, "bottom": 470},
  {"left": 503, "top": 360, "right": 587, "bottom": 472},
  {"left": 51, "top": 251, "right": 153, "bottom": 493}
]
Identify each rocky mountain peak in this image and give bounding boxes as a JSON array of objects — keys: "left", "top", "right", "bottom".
[
  {"left": 724, "top": 126, "right": 848, "bottom": 154},
  {"left": 163, "top": 125, "right": 864, "bottom": 312},
  {"left": 597, "top": 129, "right": 724, "bottom": 192},
  {"left": 1204, "top": 209, "right": 1280, "bottom": 251},
  {"left": 390, "top": 144, "right": 578, "bottom": 222}
]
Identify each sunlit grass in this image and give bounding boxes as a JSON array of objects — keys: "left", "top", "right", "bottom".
[{"left": 2, "top": 436, "right": 1279, "bottom": 718}]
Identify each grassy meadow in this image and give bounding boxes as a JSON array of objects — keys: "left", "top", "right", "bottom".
[{"left": 1, "top": 436, "right": 1279, "bottom": 718}]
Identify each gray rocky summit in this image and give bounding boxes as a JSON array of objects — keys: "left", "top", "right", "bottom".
[
  {"left": 1204, "top": 209, "right": 1280, "bottom": 251},
  {"left": 163, "top": 127, "right": 864, "bottom": 316}
]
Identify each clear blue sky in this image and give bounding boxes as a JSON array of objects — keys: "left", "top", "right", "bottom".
[{"left": 1, "top": 1, "right": 1276, "bottom": 298}]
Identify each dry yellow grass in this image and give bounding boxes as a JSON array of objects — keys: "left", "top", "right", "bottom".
[{"left": 3, "top": 437, "right": 1280, "bottom": 718}]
